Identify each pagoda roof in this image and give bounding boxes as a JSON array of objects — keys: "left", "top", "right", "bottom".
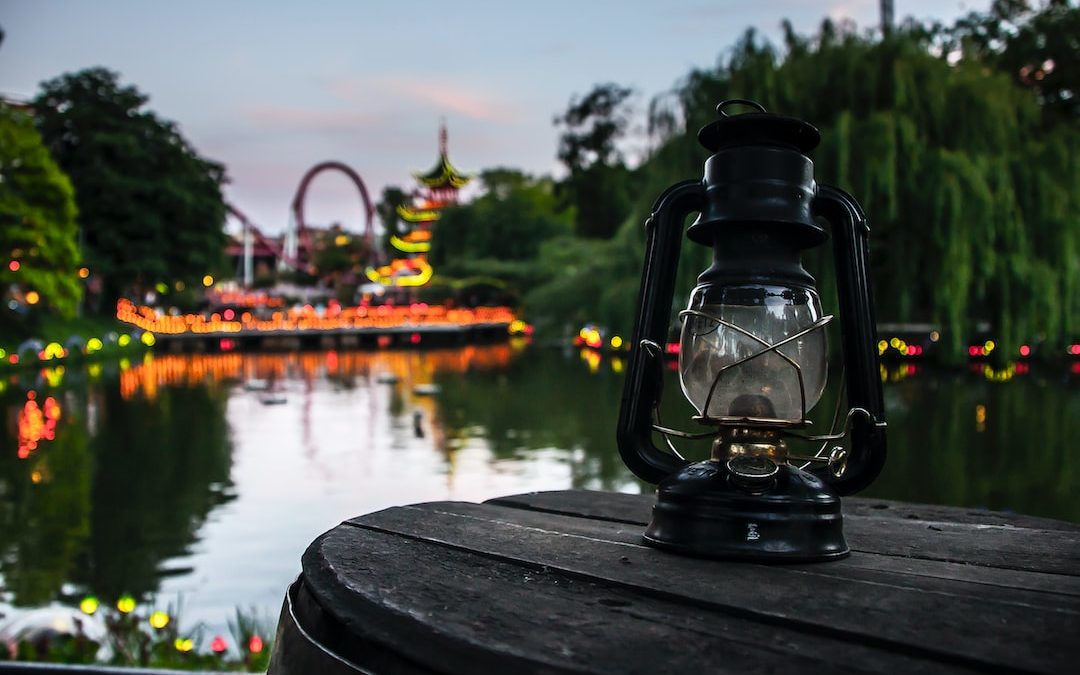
[
  {"left": 413, "top": 122, "right": 471, "bottom": 189},
  {"left": 414, "top": 153, "right": 471, "bottom": 189}
]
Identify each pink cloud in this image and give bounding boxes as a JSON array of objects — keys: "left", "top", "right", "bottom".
[{"left": 322, "top": 74, "right": 517, "bottom": 123}]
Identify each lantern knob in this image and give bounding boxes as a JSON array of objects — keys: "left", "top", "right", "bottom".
[{"left": 726, "top": 455, "right": 780, "bottom": 490}]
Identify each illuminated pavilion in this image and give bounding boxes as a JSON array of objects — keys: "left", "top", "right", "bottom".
[{"left": 366, "top": 123, "right": 471, "bottom": 287}]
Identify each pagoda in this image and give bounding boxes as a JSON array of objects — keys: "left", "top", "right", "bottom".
[{"left": 366, "top": 122, "right": 471, "bottom": 287}]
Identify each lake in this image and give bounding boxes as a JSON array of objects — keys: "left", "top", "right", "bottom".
[{"left": 2, "top": 343, "right": 1078, "bottom": 639}]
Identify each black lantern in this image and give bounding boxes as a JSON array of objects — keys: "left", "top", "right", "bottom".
[{"left": 617, "top": 100, "right": 887, "bottom": 561}]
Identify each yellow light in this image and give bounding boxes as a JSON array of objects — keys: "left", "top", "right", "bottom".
[
  {"left": 929, "top": 331, "right": 940, "bottom": 342},
  {"left": 984, "top": 340, "right": 995, "bottom": 353},
  {"left": 579, "top": 327, "right": 589, "bottom": 339},
  {"left": 25, "top": 291, "right": 40, "bottom": 305},
  {"left": 175, "top": 281, "right": 185, "bottom": 291},
  {"left": 610, "top": 335, "right": 623, "bottom": 349},
  {"left": 389, "top": 234, "right": 432, "bottom": 253},
  {"left": 31, "top": 470, "right": 43, "bottom": 483},
  {"left": 889, "top": 337, "right": 900, "bottom": 349},
  {"left": 118, "top": 334, "right": 132, "bottom": 347},
  {"left": 334, "top": 234, "right": 350, "bottom": 246},
  {"left": 0, "top": 348, "right": 5, "bottom": 359},
  {"left": 174, "top": 638, "right": 195, "bottom": 653},
  {"left": 80, "top": 596, "right": 99, "bottom": 615},
  {"left": 149, "top": 611, "right": 170, "bottom": 629},
  {"left": 155, "top": 282, "right": 168, "bottom": 294},
  {"left": 78, "top": 267, "right": 90, "bottom": 279},
  {"left": 975, "top": 404, "right": 987, "bottom": 425},
  {"left": 877, "top": 340, "right": 888, "bottom": 352},
  {"left": 611, "top": 357, "right": 624, "bottom": 374},
  {"left": 116, "top": 595, "right": 136, "bottom": 614},
  {"left": 202, "top": 275, "right": 214, "bottom": 287},
  {"left": 141, "top": 332, "right": 156, "bottom": 347},
  {"left": 86, "top": 338, "right": 104, "bottom": 353},
  {"left": 44, "top": 342, "right": 64, "bottom": 359}
]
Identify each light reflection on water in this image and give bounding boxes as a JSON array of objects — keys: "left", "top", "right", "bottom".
[{"left": 1, "top": 344, "right": 1078, "bottom": 635}]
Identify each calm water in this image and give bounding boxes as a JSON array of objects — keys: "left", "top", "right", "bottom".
[{"left": 2, "top": 343, "right": 1078, "bottom": 636}]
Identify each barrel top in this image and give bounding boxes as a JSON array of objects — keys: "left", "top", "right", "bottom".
[{"left": 291, "top": 490, "right": 1080, "bottom": 675}]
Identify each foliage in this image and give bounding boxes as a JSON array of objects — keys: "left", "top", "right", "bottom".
[
  {"left": 525, "top": 5, "right": 1079, "bottom": 360},
  {"left": 376, "top": 184, "right": 410, "bottom": 252},
  {"left": 554, "top": 83, "right": 637, "bottom": 239},
  {"left": 32, "top": 68, "right": 228, "bottom": 302},
  {"left": 431, "top": 168, "right": 572, "bottom": 284},
  {"left": 308, "top": 224, "right": 371, "bottom": 301},
  {"left": 947, "top": 0, "right": 1078, "bottom": 121},
  {"left": 1, "top": 602, "right": 272, "bottom": 671},
  {"left": 0, "top": 104, "right": 82, "bottom": 321}
]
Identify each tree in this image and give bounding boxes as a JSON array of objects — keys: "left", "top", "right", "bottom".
[
  {"left": 376, "top": 184, "right": 410, "bottom": 254},
  {"left": 0, "top": 104, "right": 82, "bottom": 322},
  {"left": 949, "top": 0, "right": 1078, "bottom": 121},
  {"left": 32, "top": 68, "right": 227, "bottom": 303},
  {"left": 431, "top": 168, "right": 571, "bottom": 275},
  {"left": 528, "top": 9, "right": 1078, "bottom": 358},
  {"left": 554, "top": 83, "right": 637, "bottom": 239}
]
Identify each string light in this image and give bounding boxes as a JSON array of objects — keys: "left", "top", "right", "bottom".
[
  {"left": 80, "top": 596, "right": 99, "bottom": 615},
  {"left": 149, "top": 611, "right": 170, "bottom": 629},
  {"left": 116, "top": 595, "right": 136, "bottom": 614}
]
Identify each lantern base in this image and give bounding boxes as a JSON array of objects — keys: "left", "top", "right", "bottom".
[{"left": 644, "top": 460, "right": 848, "bottom": 562}]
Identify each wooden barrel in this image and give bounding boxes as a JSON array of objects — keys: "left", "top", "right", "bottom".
[{"left": 268, "top": 489, "right": 1080, "bottom": 674}]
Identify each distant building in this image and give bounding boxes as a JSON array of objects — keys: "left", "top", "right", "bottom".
[{"left": 366, "top": 122, "right": 471, "bottom": 287}]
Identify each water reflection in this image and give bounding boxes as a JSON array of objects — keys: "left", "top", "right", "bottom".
[{"left": 1, "top": 344, "right": 1077, "bottom": 630}]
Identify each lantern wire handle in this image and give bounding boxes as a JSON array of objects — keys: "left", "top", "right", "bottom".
[{"left": 716, "top": 99, "right": 768, "bottom": 117}]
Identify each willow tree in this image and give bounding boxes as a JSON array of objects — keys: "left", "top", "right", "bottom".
[{"left": 632, "top": 14, "right": 1078, "bottom": 361}]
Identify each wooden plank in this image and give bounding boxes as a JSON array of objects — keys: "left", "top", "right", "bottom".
[
  {"left": 489, "top": 490, "right": 1080, "bottom": 532},
  {"left": 303, "top": 523, "right": 970, "bottom": 675},
  {"left": 487, "top": 491, "right": 1080, "bottom": 576},
  {"left": 844, "top": 498, "right": 1080, "bottom": 532},
  {"left": 349, "top": 501, "right": 1077, "bottom": 674}
]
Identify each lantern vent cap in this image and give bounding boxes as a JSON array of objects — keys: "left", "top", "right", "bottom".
[{"left": 698, "top": 100, "right": 820, "bottom": 154}]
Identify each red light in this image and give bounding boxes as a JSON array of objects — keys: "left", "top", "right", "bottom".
[
  {"left": 410, "top": 333, "right": 421, "bottom": 344},
  {"left": 219, "top": 339, "right": 235, "bottom": 351},
  {"left": 377, "top": 335, "right": 391, "bottom": 348},
  {"left": 8, "top": 354, "right": 17, "bottom": 364},
  {"left": 1016, "top": 363, "right": 1030, "bottom": 374},
  {"left": 248, "top": 635, "right": 264, "bottom": 654},
  {"left": 1072, "top": 363, "right": 1080, "bottom": 375},
  {"left": 210, "top": 636, "right": 227, "bottom": 654},
  {"left": 665, "top": 343, "right": 680, "bottom": 355},
  {"left": 1019, "top": 345, "right": 1031, "bottom": 357},
  {"left": 8, "top": 260, "right": 19, "bottom": 272},
  {"left": 1070, "top": 344, "right": 1080, "bottom": 355},
  {"left": 223, "top": 309, "right": 235, "bottom": 320},
  {"left": 968, "top": 346, "right": 979, "bottom": 357}
]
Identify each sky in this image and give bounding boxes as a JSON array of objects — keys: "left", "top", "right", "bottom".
[{"left": 0, "top": 0, "right": 990, "bottom": 235}]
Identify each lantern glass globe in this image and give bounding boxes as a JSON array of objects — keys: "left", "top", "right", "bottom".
[{"left": 679, "top": 283, "right": 827, "bottom": 422}]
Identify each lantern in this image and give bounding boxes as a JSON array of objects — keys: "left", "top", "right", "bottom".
[{"left": 617, "top": 100, "right": 887, "bottom": 561}]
